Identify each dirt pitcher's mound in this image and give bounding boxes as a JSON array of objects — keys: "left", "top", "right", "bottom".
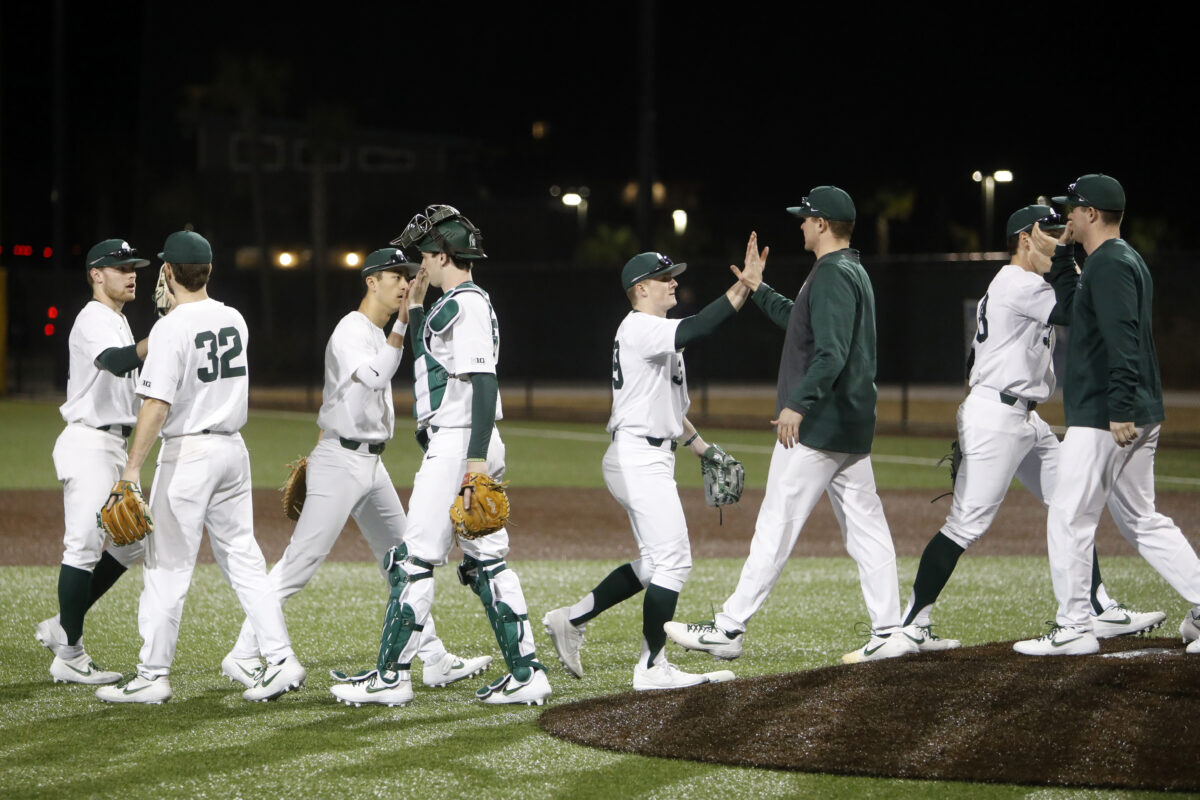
[{"left": 540, "top": 637, "right": 1200, "bottom": 792}]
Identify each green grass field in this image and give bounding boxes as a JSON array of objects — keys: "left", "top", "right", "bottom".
[{"left": 2, "top": 398, "right": 1197, "bottom": 798}]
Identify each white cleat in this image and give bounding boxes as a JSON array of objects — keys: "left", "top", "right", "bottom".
[
  {"left": 96, "top": 674, "right": 172, "bottom": 704},
  {"left": 842, "top": 631, "right": 920, "bottom": 664},
  {"left": 663, "top": 620, "right": 744, "bottom": 660},
  {"left": 330, "top": 669, "right": 413, "bottom": 707},
  {"left": 1013, "top": 624, "right": 1099, "bottom": 656},
  {"left": 1180, "top": 609, "right": 1200, "bottom": 644},
  {"left": 242, "top": 655, "right": 306, "bottom": 702},
  {"left": 901, "top": 623, "right": 961, "bottom": 651},
  {"left": 35, "top": 615, "right": 68, "bottom": 657},
  {"left": 633, "top": 660, "right": 710, "bottom": 691},
  {"left": 1187, "top": 638, "right": 1200, "bottom": 655},
  {"left": 476, "top": 669, "right": 551, "bottom": 706},
  {"left": 50, "top": 652, "right": 122, "bottom": 685},
  {"left": 542, "top": 607, "right": 586, "bottom": 678},
  {"left": 221, "top": 653, "right": 264, "bottom": 688},
  {"left": 422, "top": 652, "right": 493, "bottom": 687},
  {"left": 1090, "top": 605, "right": 1166, "bottom": 638}
]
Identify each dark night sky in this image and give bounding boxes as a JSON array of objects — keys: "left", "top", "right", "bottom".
[{"left": 2, "top": 3, "right": 1196, "bottom": 256}]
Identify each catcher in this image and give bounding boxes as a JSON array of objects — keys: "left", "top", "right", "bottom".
[{"left": 542, "top": 251, "right": 748, "bottom": 691}]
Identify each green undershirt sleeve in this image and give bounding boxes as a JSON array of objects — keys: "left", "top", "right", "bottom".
[
  {"left": 467, "top": 373, "right": 499, "bottom": 460},
  {"left": 1044, "top": 244, "right": 1078, "bottom": 325},
  {"left": 673, "top": 294, "right": 737, "bottom": 349},
  {"left": 93, "top": 344, "right": 142, "bottom": 376}
]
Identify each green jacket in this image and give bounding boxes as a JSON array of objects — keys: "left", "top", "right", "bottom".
[
  {"left": 753, "top": 248, "right": 878, "bottom": 454},
  {"left": 1047, "top": 239, "right": 1165, "bottom": 429}
]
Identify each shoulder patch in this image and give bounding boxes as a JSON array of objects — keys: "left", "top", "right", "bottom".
[{"left": 429, "top": 299, "right": 461, "bottom": 334}]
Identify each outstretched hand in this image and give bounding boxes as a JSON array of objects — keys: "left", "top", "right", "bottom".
[
  {"left": 730, "top": 231, "right": 768, "bottom": 292},
  {"left": 407, "top": 266, "right": 430, "bottom": 309}
]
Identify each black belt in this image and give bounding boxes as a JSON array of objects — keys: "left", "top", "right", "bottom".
[
  {"left": 999, "top": 392, "right": 1037, "bottom": 411},
  {"left": 96, "top": 424, "right": 132, "bottom": 438},
  {"left": 613, "top": 432, "right": 677, "bottom": 451},
  {"left": 340, "top": 437, "right": 385, "bottom": 455}
]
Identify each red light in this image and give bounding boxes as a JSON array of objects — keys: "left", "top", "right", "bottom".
[
  {"left": 44, "top": 324, "right": 55, "bottom": 336},
  {"left": 0, "top": 245, "right": 4, "bottom": 254},
  {"left": 43, "top": 247, "right": 53, "bottom": 258},
  {"left": 48, "top": 306, "right": 59, "bottom": 319},
  {"left": 13, "top": 244, "right": 32, "bottom": 256}
]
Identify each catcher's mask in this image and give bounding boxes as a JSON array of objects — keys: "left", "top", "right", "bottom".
[{"left": 391, "top": 204, "right": 487, "bottom": 263}]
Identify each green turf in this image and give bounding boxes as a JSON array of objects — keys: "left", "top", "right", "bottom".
[{"left": 0, "top": 556, "right": 1187, "bottom": 799}]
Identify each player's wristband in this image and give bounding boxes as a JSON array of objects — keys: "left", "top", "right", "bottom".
[{"left": 682, "top": 432, "right": 699, "bottom": 448}]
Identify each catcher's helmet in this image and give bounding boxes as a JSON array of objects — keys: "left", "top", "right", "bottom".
[{"left": 391, "top": 204, "right": 486, "bottom": 262}]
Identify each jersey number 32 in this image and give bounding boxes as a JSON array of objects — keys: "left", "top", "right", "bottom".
[{"left": 195, "top": 327, "right": 247, "bottom": 383}]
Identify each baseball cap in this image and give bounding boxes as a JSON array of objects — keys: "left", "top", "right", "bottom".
[
  {"left": 621, "top": 252, "right": 687, "bottom": 290},
  {"left": 86, "top": 238, "right": 150, "bottom": 269},
  {"left": 786, "top": 186, "right": 856, "bottom": 221},
  {"left": 1006, "top": 205, "right": 1065, "bottom": 238},
  {"left": 361, "top": 247, "right": 418, "bottom": 278},
  {"left": 158, "top": 230, "right": 213, "bottom": 263},
  {"left": 1052, "top": 174, "right": 1125, "bottom": 211}
]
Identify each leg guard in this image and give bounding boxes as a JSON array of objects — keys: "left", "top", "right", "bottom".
[
  {"left": 376, "top": 545, "right": 434, "bottom": 674},
  {"left": 472, "top": 559, "right": 542, "bottom": 682}
]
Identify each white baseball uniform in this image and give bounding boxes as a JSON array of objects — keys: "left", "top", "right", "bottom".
[
  {"left": 228, "top": 311, "right": 450, "bottom": 664},
  {"left": 603, "top": 311, "right": 692, "bottom": 595},
  {"left": 134, "top": 298, "right": 293, "bottom": 678},
  {"left": 53, "top": 300, "right": 145, "bottom": 571}
]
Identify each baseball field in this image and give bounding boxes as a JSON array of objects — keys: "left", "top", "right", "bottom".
[{"left": 2, "top": 397, "right": 1198, "bottom": 798}]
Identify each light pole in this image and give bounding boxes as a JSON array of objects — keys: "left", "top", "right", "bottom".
[{"left": 973, "top": 169, "right": 1012, "bottom": 250}]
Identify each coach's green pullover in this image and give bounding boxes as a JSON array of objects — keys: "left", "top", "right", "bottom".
[
  {"left": 1046, "top": 238, "right": 1164, "bottom": 429},
  {"left": 752, "top": 248, "right": 878, "bottom": 454}
]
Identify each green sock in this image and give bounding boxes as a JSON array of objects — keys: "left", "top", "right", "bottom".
[
  {"left": 1090, "top": 545, "right": 1104, "bottom": 614},
  {"left": 570, "top": 563, "right": 645, "bottom": 625},
  {"left": 87, "top": 551, "right": 127, "bottom": 610},
  {"left": 903, "top": 532, "right": 965, "bottom": 626},
  {"left": 642, "top": 583, "right": 679, "bottom": 666},
  {"left": 57, "top": 565, "right": 93, "bottom": 645}
]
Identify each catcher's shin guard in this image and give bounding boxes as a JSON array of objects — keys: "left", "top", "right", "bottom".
[
  {"left": 376, "top": 546, "right": 434, "bottom": 674},
  {"left": 472, "top": 559, "right": 542, "bottom": 682}
]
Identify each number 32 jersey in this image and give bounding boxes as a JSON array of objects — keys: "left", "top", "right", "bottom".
[
  {"left": 139, "top": 298, "right": 250, "bottom": 436},
  {"left": 969, "top": 264, "right": 1058, "bottom": 403}
]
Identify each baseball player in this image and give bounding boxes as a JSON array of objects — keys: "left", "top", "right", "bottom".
[
  {"left": 542, "top": 252, "right": 749, "bottom": 690},
  {"left": 1014, "top": 175, "right": 1200, "bottom": 656},
  {"left": 331, "top": 205, "right": 551, "bottom": 707},
  {"left": 667, "top": 187, "right": 918, "bottom": 664},
  {"left": 221, "top": 248, "right": 492, "bottom": 689},
  {"left": 96, "top": 230, "right": 305, "bottom": 703},
  {"left": 901, "top": 204, "right": 1164, "bottom": 649},
  {"left": 35, "top": 239, "right": 153, "bottom": 685}
]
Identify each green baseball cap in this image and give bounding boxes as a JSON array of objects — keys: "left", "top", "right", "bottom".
[
  {"left": 361, "top": 247, "right": 418, "bottom": 277},
  {"left": 158, "top": 230, "right": 213, "bottom": 263},
  {"left": 1052, "top": 174, "right": 1125, "bottom": 211},
  {"left": 86, "top": 238, "right": 150, "bottom": 269},
  {"left": 787, "top": 186, "right": 856, "bottom": 221},
  {"left": 1006, "top": 204, "right": 1065, "bottom": 238},
  {"left": 621, "top": 252, "right": 687, "bottom": 290}
]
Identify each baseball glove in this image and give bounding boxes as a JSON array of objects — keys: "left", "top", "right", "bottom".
[
  {"left": 931, "top": 439, "right": 963, "bottom": 502},
  {"left": 96, "top": 481, "right": 153, "bottom": 546},
  {"left": 450, "top": 473, "right": 510, "bottom": 540},
  {"left": 702, "top": 444, "right": 744, "bottom": 507},
  {"left": 280, "top": 457, "right": 307, "bottom": 521},
  {"left": 153, "top": 265, "right": 174, "bottom": 318}
]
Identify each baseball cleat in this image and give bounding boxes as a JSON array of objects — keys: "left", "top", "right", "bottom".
[
  {"left": 542, "top": 607, "right": 586, "bottom": 678},
  {"left": 330, "top": 669, "right": 412, "bottom": 707},
  {"left": 422, "top": 652, "right": 493, "bottom": 687},
  {"left": 242, "top": 655, "right": 306, "bottom": 702},
  {"left": 663, "top": 621, "right": 744, "bottom": 660},
  {"left": 901, "top": 623, "right": 961, "bottom": 652},
  {"left": 96, "top": 674, "right": 172, "bottom": 704},
  {"left": 702, "top": 669, "right": 736, "bottom": 683},
  {"left": 1187, "top": 639, "right": 1200, "bottom": 655},
  {"left": 34, "top": 614, "right": 68, "bottom": 657},
  {"left": 633, "top": 660, "right": 709, "bottom": 691},
  {"left": 476, "top": 668, "right": 551, "bottom": 706},
  {"left": 1090, "top": 605, "right": 1166, "bottom": 638},
  {"left": 221, "top": 653, "right": 264, "bottom": 688},
  {"left": 50, "top": 652, "right": 122, "bottom": 685},
  {"left": 1179, "top": 608, "right": 1200, "bottom": 643},
  {"left": 842, "top": 631, "right": 920, "bottom": 664},
  {"left": 1013, "top": 624, "right": 1099, "bottom": 656}
]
